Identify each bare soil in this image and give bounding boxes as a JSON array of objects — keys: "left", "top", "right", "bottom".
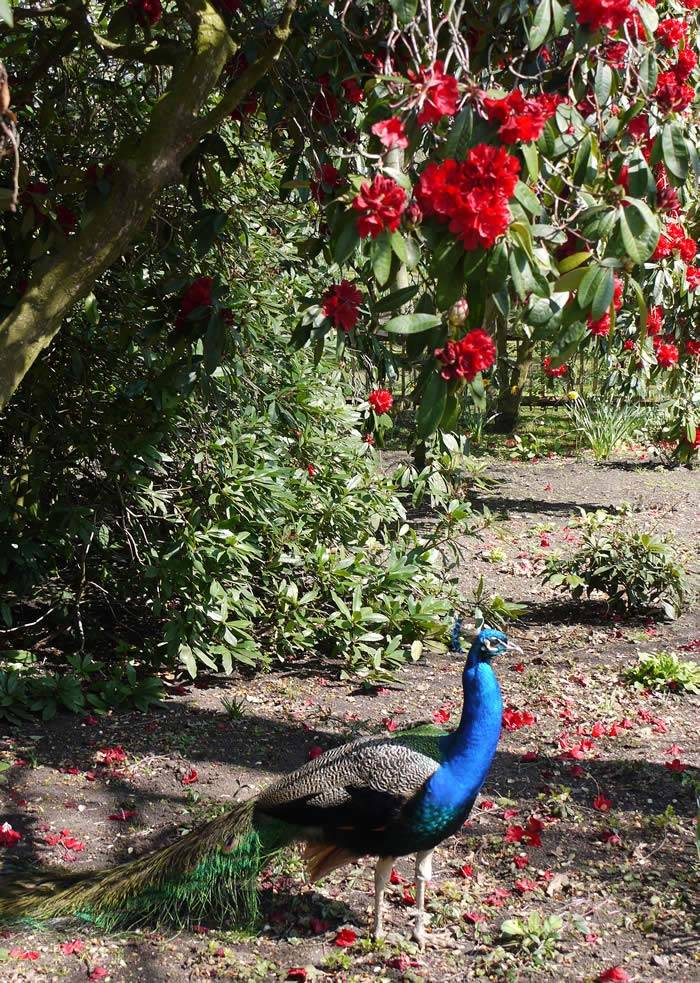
[{"left": 1, "top": 454, "right": 698, "bottom": 983}]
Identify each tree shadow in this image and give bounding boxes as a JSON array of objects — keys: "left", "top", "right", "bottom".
[
  {"left": 515, "top": 596, "right": 659, "bottom": 627},
  {"left": 470, "top": 494, "right": 613, "bottom": 517}
]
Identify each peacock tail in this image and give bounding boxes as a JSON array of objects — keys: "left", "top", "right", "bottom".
[{"left": 0, "top": 800, "right": 294, "bottom": 930}]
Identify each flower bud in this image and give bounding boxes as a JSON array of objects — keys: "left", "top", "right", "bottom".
[{"left": 448, "top": 298, "right": 469, "bottom": 328}]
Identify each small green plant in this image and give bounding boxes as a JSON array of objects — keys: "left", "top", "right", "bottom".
[
  {"left": 222, "top": 695, "right": 246, "bottom": 719},
  {"left": 543, "top": 510, "right": 689, "bottom": 618},
  {"left": 506, "top": 433, "right": 546, "bottom": 461},
  {"left": 483, "top": 547, "right": 506, "bottom": 564},
  {"left": 566, "top": 396, "right": 645, "bottom": 461},
  {"left": 624, "top": 651, "right": 700, "bottom": 694},
  {"left": 499, "top": 912, "right": 563, "bottom": 965},
  {"left": 472, "top": 576, "right": 528, "bottom": 628}
]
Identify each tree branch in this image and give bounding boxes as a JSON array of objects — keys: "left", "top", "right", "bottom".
[{"left": 0, "top": 0, "right": 298, "bottom": 409}]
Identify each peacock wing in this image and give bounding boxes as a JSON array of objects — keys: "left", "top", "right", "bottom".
[{"left": 255, "top": 735, "right": 439, "bottom": 832}]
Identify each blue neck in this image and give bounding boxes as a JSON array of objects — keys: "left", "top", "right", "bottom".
[{"left": 423, "top": 641, "right": 503, "bottom": 813}]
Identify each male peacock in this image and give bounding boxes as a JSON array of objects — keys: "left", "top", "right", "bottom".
[{"left": 0, "top": 627, "right": 518, "bottom": 945}]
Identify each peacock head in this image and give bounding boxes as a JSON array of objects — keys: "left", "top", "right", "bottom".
[{"left": 472, "top": 627, "right": 522, "bottom": 663}]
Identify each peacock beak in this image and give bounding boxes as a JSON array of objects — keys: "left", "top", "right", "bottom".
[{"left": 504, "top": 640, "right": 524, "bottom": 654}]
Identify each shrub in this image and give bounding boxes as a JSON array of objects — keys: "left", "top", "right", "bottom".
[
  {"left": 623, "top": 651, "right": 700, "bottom": 695},
  {"left": 566, "top": 397, "right": 645, "bottom": 461},
  {"left": 542, "top": 510, "right": 689, "bottom": 618}
]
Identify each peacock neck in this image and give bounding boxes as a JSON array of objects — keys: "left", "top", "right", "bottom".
[{"left": 423, "top": 646, "right": 503, "bottom": 815}]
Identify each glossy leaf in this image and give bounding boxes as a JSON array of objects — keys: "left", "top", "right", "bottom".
[
  {"left": 619, "top": 198, "right": 660, "bottom": 264},
  {"left": 383, "top": 313, "right": 442, "bottom": 334}
]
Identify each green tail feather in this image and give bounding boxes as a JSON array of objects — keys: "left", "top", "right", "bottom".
[{"left": 0, "top": 800, "right": 293, "bottom": 930}]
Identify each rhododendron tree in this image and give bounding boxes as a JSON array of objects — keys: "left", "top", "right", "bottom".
[{"left": 0, "top": 0, "right": 699, "bottom": 457}]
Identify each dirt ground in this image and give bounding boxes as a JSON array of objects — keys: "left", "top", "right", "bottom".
[{"left": 1, "top": 454, "right": 698, "bottom": 983}]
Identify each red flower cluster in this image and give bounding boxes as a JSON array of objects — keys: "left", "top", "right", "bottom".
[
  {"left": 686, "top": 266, "right": 700, "bottom": 290},
  {"left": 322, "top": 280, "right": 363, "bottom": 331},
  {"left": 655, "top": 67, "right": 695, "bottom": 114},
  {"left": 0, "top": 822, "right": 22, "bottom": 847},
  {"left": 655, "top": 340, "right": 679, "bottom": 367},
  {"left": 483, "top": 90, "right": 562, "bottom": 144},
  {"left": 434, "top": 328, "right": 497, "bottom": 382},
  {"left": 603, "top": 40, "right": 628, "bottom": 66},
  {"left": 675, "top": 47, "right": 698, "bottom": 79},
  {"left": 505, "top": 816, "right": 544, "bottom": 847},
  {"left": 96, "top": 745, "right": 127, "bottom": 767},
  {"left": 415, "top": 144, "right": 520, "bottom": 250},
  {"left": 685, "top": 339, "right": 700, "bottom": 356},
  {"left": 352, "top": 175, "right": 407, "bottom": 238},
  {"left": 129, "top": 0, "right": 162, "bottom": 26},
  {"left": 652, "top": 222, "right": 697, "bottom": 262},
  {"left": 655, "top": 18, "right": 688, "bottom": 49},
  {"left": 371, "top": 117, "right": 409, "bottom": 150},
  {"left": 407, "top": 61, "right": 459, "bottom": 125},
  {"left": 368, "top": 388, "right": 394, "bottom": 414},
  {"left": 588, "top": 313, "right": 611, "bottom": 337},
  {"left": 176, "top": 276, "right": 213, "bottom": 330},
  {"left": 543, "top": 355, "right": 568, "bottom": 378},
  {"left": 312, "top": 75, "right": 338, "bottom": 125},
  {"left": 572, "top": 0, "right": 634, "bottom": 32},
  {"left": 627, "top": 113, "right": 650, "bottom": 140},
  {"left": 341, "top": 78, "right": 364, "bottom": 104}
]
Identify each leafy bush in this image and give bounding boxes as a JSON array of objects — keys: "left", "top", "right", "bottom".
[
  {"left": 499, "top": 913, "right": 563, "bottom": 965},
  {"left": 566, "top": 397, "right": 645, "bottom": 461},
  {"left": 542, "top": 511, "right": 689, "bottom": 618},
  {"left": 624, "top": 651, "right": 700, "bottom": 695}
]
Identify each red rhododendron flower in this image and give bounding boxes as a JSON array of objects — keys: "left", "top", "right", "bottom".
[
  {"left": 352, "top": 175, "right": 407, "bottom": 238},
  {"left": 686, "top": 266, "right": 700, "bottom": 290},
  {"left": 656, "top": 341, "right": 679, "bottom": 367},
  {"left": 655, "top": 18, "right": 688, "bottom": 48},
  {"left": 483, "top": 90, "right": 562, "bottom": 144},
  {"left": 371, "top": 117, "right": 409, "bottom": 150},
  {"left": 572, "top": 0, "right": 635, "bottom": 32},
  {"left": 513, "top": 853, "right": 529, "bottom": 868},
  {"left": 407, "top": 61, "right": 459, "bottom": 125},
  {"left": 0, "top": 822, "right": 22, "bottom": 847},
  {"left": 604, "top": 40, "right": 628, "bottom": 66},
  {"left": 383, "top": 717, "right": 398, "bottom": 732},
  {"left": 675, "top": 47, "right": 698, "bottom": 80},
  {"left": 310, "top": 164, "right": 343, "bottom": 201},
  {"left": 89, "top": 968, "right": 109, "bottom": 981},
  {"left": 627, "top": 113, "right": 650, "bottom": 140},
  {"left": 129, "top": 0, "right": 162, "bottom": 26},
  {"left": 341, "top": 78, "right": 365, "bottom": 104},
  {"left": 623, "top": 338, "right": 635, "bottom": 351},
  {"left": 434, "top": 328, "right": 497, "bottom": 382},
  {"left": 543, "top": 355, "right": 568, "bottom": 377},
  {"left": 588, "top": 313, "right": 611, "bottom": 337},
  {"left": 334, "top": 928, "right": 358, "bottom": 947},
  {"left": 368, "top": 389, "right": 393, "bottom": 414},
  {"left": 685, "top": 340, "right": 700, "bottom": 356},
  {"left": 598, "top": 968, "right": 630, "bottom": 983},
  {"left": 593, "top": 794, "right": 613, "bottom": 812},
  {"left": 181, "top": 768, "right": 198, "bottom": 785},
  {"left": 9, "top": 949, "right": 40, "bottom": 960},
  {"left": 176, "top": 277, "right": 213, "bottom": 330},
  {"left": 322, "top": 280, "right": 363, "bottom": 331},
  {"left": 415, "top": 144, "right": 520, "bottom": 250},
  {"left": 647, "top": 305, "right": 664, "bottom": 335},
  {"left": 613, "top": 275, "right": 623, "bottom": 311},
  {"left": 654, "top": 70, "right": 694, "bottom": 113}
]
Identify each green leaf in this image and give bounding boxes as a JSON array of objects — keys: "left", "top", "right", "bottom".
[
  {"left": 388, "top": 0, "right": 417, "bottom": 26},
  {"left": 372, "top": 232, "right": 393, "bottom": 287},
  {"left": 628, "top": 276, "right": 648, "bottom": 338},
  {"left": 416, "top": 372, "right": 447, "bottom": 439},
  {"left": 557, "top": 251, "right": 590, "bottom": 274},
  {"left": 529, "top": 0, "right": 551, "bottom": 49},
  {"left": 0, "top": 0, "right": 13, "bottom": 26},
  {"left": 390, "top": 230, "right": 408, "bottom": 263},
  {"left": 639, "top": 51, "right": 658, "bottom": 96},
  {"left": 521, "top": 143, "right": 539, "bottom": 182},
  {"left": 577, "top": 265, "right": 605, "bottom": 309},
  {"left": 445, "top": 107, "right": 473, "bottom": 160},
  {"left": 549, "top": 321, "right": 587, "bottom": 366},
  {"left": 661, "top": 121, "right": 689, "bottom": 181},
  {"left": 636, "top": 0, "right": 658, "bottom": 39},
  {"left": 553, "top": 266, "right": 590, "bottom": 293},
  {"left": 594, "top": 62, "right": 613, "bottom": 106},
  {"left": 590, "top": 268, "right": 614, "bottom": 320},
  {"left": 573, "top": 134, "right": 597, "bottom": 187},
  {"left": 383, "top": 313, "right": 442, "bottom": 334},
  {"left": 373, "top": 285, "right": 420, "bottom": 313},
  {"left": 626, "top": 149, "right": 654, "bottom": 199},
  {"left": 513, "top": 181, "right": 541, "bottom": 216},
  {"left": 619, "top": 198, "right": 660, "bottom": 264},
  {"left": 332, "top": 218, "right": 359, "bottom": 266}
]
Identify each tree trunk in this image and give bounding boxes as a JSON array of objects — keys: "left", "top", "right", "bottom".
[
  {"left": 493, "top": 337, "right": 537, "bottom": 433},
  {"left": 0, "top": 0, "right": 297, "bottom": 410}
]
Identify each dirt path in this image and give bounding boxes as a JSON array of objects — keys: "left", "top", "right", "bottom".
[{"left": 1, "top": 457, "right": 698, "bottom": 982}]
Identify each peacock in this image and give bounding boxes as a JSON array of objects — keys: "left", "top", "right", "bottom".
[{"left": 0, "top": 627, "right": 519, "bottom": 945}]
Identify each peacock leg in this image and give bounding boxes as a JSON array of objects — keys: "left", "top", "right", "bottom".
[
  {"left": 411, "top": 849, "right": 433, "bottom": 948},
  {"left": 372, "top": 856, "right": 393, "bottom": 939}
]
